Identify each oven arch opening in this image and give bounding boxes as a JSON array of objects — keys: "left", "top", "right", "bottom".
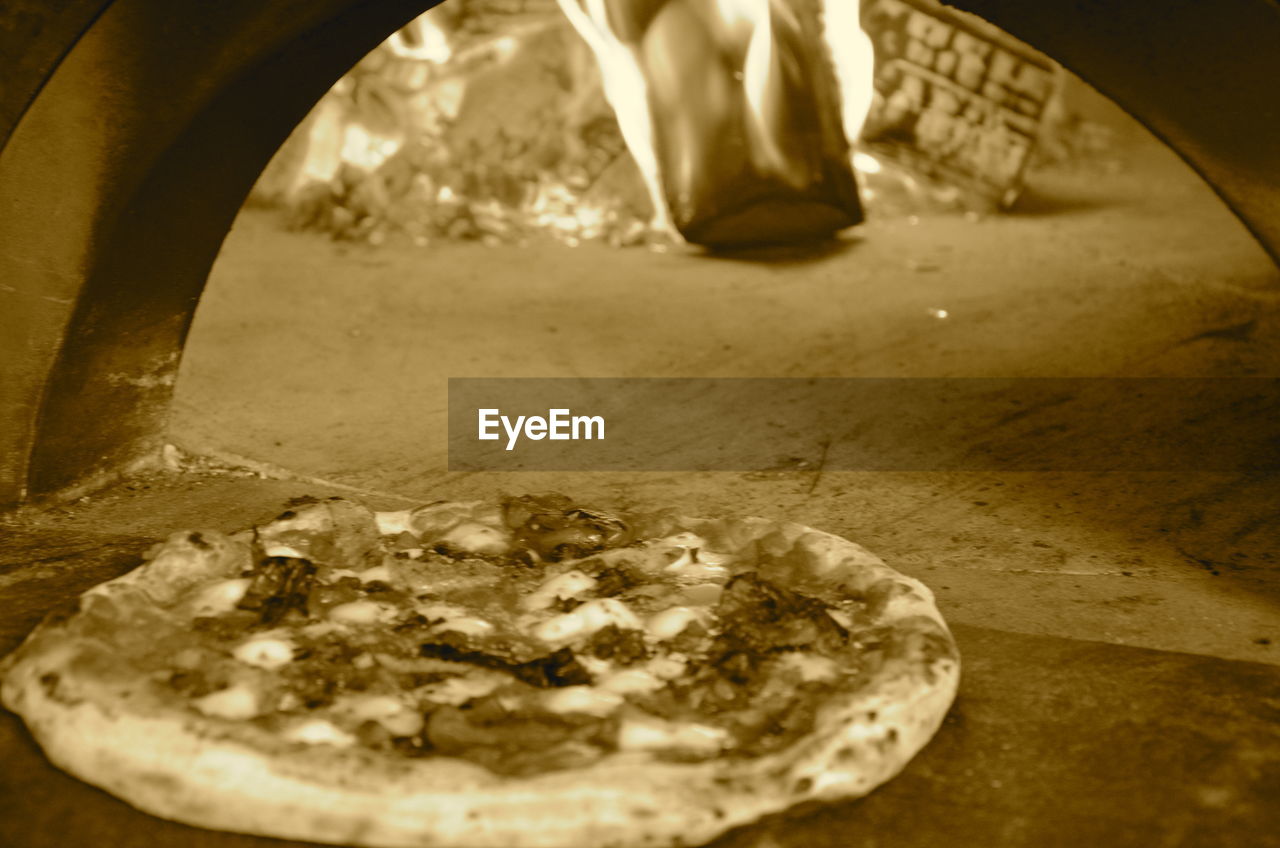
[{"left": 0, "top": 0, "right": 1277, "bottom": 508}]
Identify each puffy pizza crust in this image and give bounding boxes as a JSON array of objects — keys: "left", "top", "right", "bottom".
[{"left": 0, "top": 502, "right": 959, "bottom": 848}]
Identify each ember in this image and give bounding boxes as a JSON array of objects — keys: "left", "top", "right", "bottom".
[{"left": 252, "top": 3, "right": 656, "bottom": 247}]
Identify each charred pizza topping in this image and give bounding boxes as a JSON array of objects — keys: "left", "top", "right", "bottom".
[
  {"left": 134, "top": 497, "right": 889, "bottom": 775},
  {"left": 505, "top": 495, "right": 632, "bottom": 561},
  {"left": 237, "top": 556, "right": 317, "bottom": 625},
  {"left": 592, "top": 564, "right": 642, "bottom": 596},
  {"left": 586, "top": 624, "right": 649, "bottom": 663},
  {"left": 713, "top": 572, "right": 850, "bottom": 654},
  {"left": 417, "top": 642, "right": 593, "bottom": 689}
]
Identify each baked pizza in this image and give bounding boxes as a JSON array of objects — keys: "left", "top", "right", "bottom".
[{"left": 1, "top": 494, "right": 959, "bottom": 848}]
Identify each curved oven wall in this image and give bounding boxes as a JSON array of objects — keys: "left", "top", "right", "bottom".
[
  {"left": 0, "top": 0, "right": 438, "bottom": 507},
  {"left": 0, "top": 0, "right": 1277, "bottom": 508}
]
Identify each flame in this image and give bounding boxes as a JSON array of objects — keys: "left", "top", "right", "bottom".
[
  {"left": 853, "top": 150, "right": 883, "bottom": 174},
  {"left": 559, "top": 0, "right": 879, "bottom": 238},
  {"left": 820, "top": 0, "right": 877, "bottom": 146},
  {"left": 386, "top": 13, "right": 453, "bottom": 64},
  {"left": 266, "top": 0, "right": 883, "bottom": 245},
  {"left": 287, "top": 9, "right": 457, "bottom": 187},
  {"left": 339, "top": 123, "right": 401, "bottom": 172},
  {"left": 742, "top": 0, "right": 805, "bottom": 185},
  {"left": 554, "top": 0, "right": 676, "bottom": 237}
]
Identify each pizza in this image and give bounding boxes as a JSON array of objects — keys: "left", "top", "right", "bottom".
[{"left": 0, "top": 494, "right": 959, "bottom": 848}]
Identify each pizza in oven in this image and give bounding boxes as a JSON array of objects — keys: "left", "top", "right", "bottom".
[{"left": 1, "top": 494, "right": 959, "bottom": 848}]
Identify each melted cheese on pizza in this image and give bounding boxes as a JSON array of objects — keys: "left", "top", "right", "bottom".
[{"left": 163, "top": 496, "right": 869, "bottom": 776}]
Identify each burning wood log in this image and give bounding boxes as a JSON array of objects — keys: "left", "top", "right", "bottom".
[{"left": 557, "top": 0, "right": 868, "bottom": 247}]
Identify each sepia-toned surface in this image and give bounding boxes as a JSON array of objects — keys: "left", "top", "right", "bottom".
[
  {"left": 1, "top": 37, "right": 1278, "bottom": 848},
  {"left": 0, "top": 478, "right": 1276, "bottom": 848}
]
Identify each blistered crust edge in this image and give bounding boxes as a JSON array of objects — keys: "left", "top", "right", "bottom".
[{"left": 0, "top": 501, "right": 960, "bottom": 848}]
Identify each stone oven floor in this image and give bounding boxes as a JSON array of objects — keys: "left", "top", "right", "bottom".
[{"left": 3, "top": 93, "right": 1280, "bottom": 846}]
